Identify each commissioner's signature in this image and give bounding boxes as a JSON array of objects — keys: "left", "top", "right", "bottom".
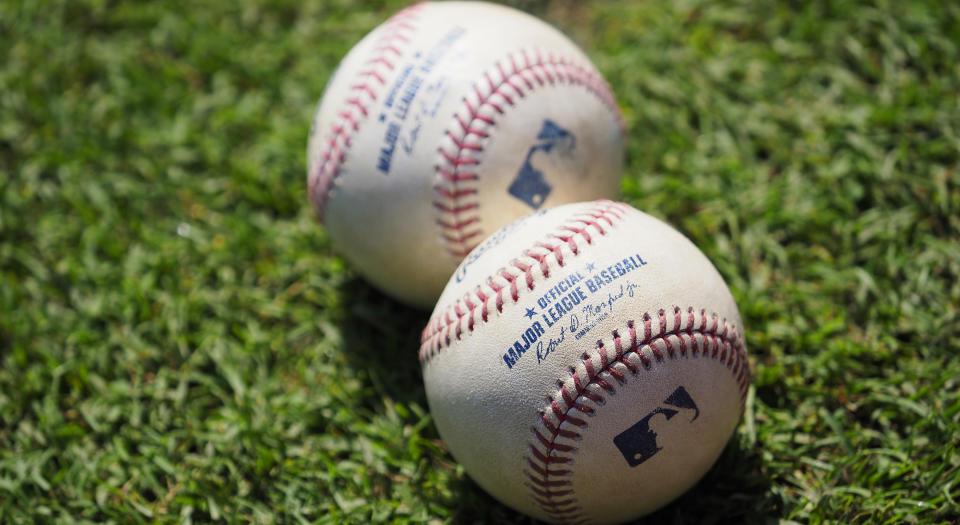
[
  {"left": 536, "top": 326, "right": 566, "bottom": 364},
  {"left": 568, "top": 282, "right": 640, "bottom": 341}
]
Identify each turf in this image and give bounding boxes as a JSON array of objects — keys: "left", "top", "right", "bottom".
[{"left": 1, "top": 0, "right": 958, "bottom": 523}]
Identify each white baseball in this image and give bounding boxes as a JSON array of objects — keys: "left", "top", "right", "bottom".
[
  {"left": 420, "top": 201, "right": 749, "bottom": 524},
  {"left": 307, "top": 1, "right": 624, "bottom": 308}
]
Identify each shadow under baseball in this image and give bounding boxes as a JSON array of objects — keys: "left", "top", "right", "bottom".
[
  {"left": 633, "top": 433, "right": 778, "bottom": 525},
  {"left": 335, "top": 275, "right": 430, "bottom": 407}
]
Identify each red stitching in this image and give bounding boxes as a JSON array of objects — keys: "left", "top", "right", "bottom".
[
  {"left": 419, "top": 201, "right": 629, "bottom": 364},
  {"left": 524, "top": 308, "right": 749, "bottom": 522},
  {"left": 436, "top": 167, "right": 479, "bottom": 183},
  {"left": 436, "top": 216, "right": 480, "bottom": 231},
  {"left": 358, "top": 69, "right": 386, "bottom": 85},
  {"left": 442, "top": 229, "right": 483, "bottom": 246},
  {"left": 432, "top": 49, "right": 623, "bottom": 259},
  {"left": 308, "top": 4, "right": 424, "bottom": 221},
  {"left": 434, "top": 186, "right": 478, "bottom": 199},
  {"left": 433, "top": 201, "right": 480, "bottom": 214}
]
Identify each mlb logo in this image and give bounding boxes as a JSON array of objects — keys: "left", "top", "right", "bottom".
[
  {"left": 508, "top": 119, "right": 576, "bottom": 209},
  {"left": 613, "top": 386, "right": 700, "bottom": 467}
]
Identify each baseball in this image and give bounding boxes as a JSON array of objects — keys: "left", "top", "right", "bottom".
[
  {"left": 307, "top": 2, "right": 624, "bottom": 308},
  {"left": 420, "top": 201, "right": 750, "bottom": 524}
]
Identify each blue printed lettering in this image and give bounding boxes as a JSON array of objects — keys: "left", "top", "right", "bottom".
[
  {"left": 377, "top": 121, "right": 402, "bottom": 174},
  {"left": 502, "top": 321, "right": 545, "bottom": 369},
  {"left": 585, "top": 278, "right": 597, "bottom": 293},
  {"left": 382, "top": 65, "right": 414, "bottom": 110},
  {"left": 374, "top": 28, "right": 465, "bottom": 175}
]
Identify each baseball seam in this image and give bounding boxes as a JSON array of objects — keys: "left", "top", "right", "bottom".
[
  {"left": 307, "top": 4, "right": 424, "bottom": 221},
  {"left": 419, "top": 200, "right": 631, "bottom": 365},
  {"left": 433, "top": 49, "right": 623, "bottom": 259},
  {"left": 525, "top": 308, "right": 749, "bottom": 523}
]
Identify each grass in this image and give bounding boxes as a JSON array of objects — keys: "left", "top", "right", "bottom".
[{"left": 1, "top": 0, "right": 958, "bottom": 523}]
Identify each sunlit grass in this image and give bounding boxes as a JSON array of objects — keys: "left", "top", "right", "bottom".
[{"left": 1, "top": 0, "right": 958, "bottom": 523}]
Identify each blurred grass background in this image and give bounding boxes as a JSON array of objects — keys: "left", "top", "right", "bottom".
[{"left": 1, "top": 0, "right": 958, "bottom": 523}]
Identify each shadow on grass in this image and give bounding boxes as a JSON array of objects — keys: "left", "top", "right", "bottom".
[
  {"left": 335, "top": 276, "right": 431, "bottom": 407},
  {"left": 636, "top": 436, "right": 778, "bottom": 525}
]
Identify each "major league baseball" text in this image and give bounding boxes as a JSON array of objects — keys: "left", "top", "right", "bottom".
[
  {"left": 376, "top": 27, "right": 465, "bottom": 175},
  {"left": 502, "top": 253, "right": 647, "bottom": 369}
]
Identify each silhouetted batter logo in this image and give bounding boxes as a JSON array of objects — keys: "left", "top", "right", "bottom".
[
  {"left": 507, "top": 119, "right": 576, "bottom": 209},
  {"left": 613, "top": 386, "right": 700, "bottom": 467}
]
